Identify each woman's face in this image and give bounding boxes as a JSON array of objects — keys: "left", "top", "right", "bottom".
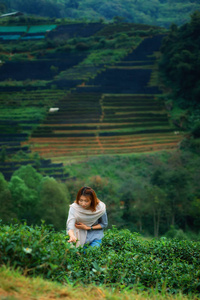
[{"left": 79, "top": 195, "right": 92, "bottom": 209}]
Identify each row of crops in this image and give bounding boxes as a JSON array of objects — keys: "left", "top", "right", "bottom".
[
  {"left": 0, "top": 89, "right": 66, "bottom": 134},
  {"left": 93, "top": 23, "right": 159, "bottom": 37},
  {"left": 0, "top": 89, "right": 69, "bottom": 180},
  {"left": 0, "top": 158, "right": 69, "bottom": 181},
  {"left": 47, "top": 23, "right": 105, "bottom": 39},
  {"left": 1, "top": 22, "right": 119, "bottom": 179},
  {"left": 19, "top": 34, "right": 182, "bottom": 162},
  {"left": 75, "top": 35, "right": 164, "bottom": 94},
  {"left": 26, "top": 92, "right": 181, "bottom": 160},
  {"left": 27, "top": 134, "right": 181, "bottom": 159},
  {"left": 0, "top": 53, "right": 87, "bottom": 81},
  {"left": 78, "top": 68, "right": 160, "bottom": 94},
  {"left": 0, "top": 23, "right": 181, "bottom": 170}
]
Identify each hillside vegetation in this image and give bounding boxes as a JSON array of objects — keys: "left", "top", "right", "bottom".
[
  {"left": 0, "top": 14, "right": 200, "bottom": 299},
  {"left": 1, "top": 150, "right": 200, "bottom": 238},
  {"left": 0, "top": 14, "right": 200, "bottom": 238},
  {"left": 158, "top": 11, "right": 200, "bottom": 140},
  {"left": 1, "top": 0, "right": 200, "bottom": 28},
  {"left": 0, "top": 223, "right": 200, "bottom": 297},
  {"left": 0, "top": 19, "right": 179, "bottom": 174}
]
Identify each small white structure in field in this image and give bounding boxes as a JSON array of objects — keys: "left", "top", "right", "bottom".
[
  {"left": 49, "top": 107, "right": 59, "bottom": 112},
  {"left": 0, "top": 11, "right": 24, "bottom": 18},
  {"left": 174, "top": 131, "right": 180, "bottom": 135}
]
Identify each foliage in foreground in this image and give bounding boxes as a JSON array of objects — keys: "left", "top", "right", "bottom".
[
  {"left": 0, "top": 267, "right": 198, "bottom": 300},
  {"left": 0, "top": 222, "right": 200, "bottom": 295}
]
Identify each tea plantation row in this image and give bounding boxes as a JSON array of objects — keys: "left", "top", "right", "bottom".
[{"left": 0, "top": 222, "right": 200, "bottom": 295}]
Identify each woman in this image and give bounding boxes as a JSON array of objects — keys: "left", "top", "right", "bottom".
[{"left": 67, "top": 186, "right": 108, "bottom": 247}]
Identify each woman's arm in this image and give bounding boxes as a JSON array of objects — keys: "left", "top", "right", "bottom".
[
  {"left": 75, "top": 223, "right": 102, "bottom": 230},
  {"left": 75, "top": 212, "right": 108, "bottom": 230},
  {"left": 98, "top": 212, "right": 108, "bottom": 229},
  {"left": 68, "top": 229, "right": 77, "bottom": 243},
  {"left": 67, "top": 207, "right": 77, "bottom": 243}
]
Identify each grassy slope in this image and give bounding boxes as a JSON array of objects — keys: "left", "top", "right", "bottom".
[{"left": 0, "top": 266, "right": 197, "bottom": 300}]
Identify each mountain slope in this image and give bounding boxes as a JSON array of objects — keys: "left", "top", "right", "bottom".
[
  {"left": 0, "top": 21, "right": 181, "bottom": 174},
  {"left": 23, "top": 35, "right": 182, "bottom": 162}
]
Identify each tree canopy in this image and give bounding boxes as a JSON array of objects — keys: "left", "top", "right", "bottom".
[
  {"left": 3, "top": 0, "right": 200, "bottom": 28},
  {"left": 158, "top": 11, "right": 200, "bottom": 135},
  {"left": 159, "top": 11, "right": 200, "bottom": 105}
]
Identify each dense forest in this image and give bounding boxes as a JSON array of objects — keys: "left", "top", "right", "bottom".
[
  {"left": 1, "top": 0, "right": 200, "bottom": 28},
  {"left": 158, "top": 11, "right": 200, "bottom": 137}
]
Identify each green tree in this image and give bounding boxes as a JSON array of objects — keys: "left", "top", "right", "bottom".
[
  {"left": 38, "top": 177, "right": 70, "bottom": 230},
  {"left": 189, "top": 198, "right": 200, "bottom": 230},
  {"left": 68, "top": 0, "right": 79, "bottom": 9},
  {"left": 0, "top": 147, "right": 6, "bottom": 163},
  {"left": 151, "top": 166, "right": 191, "bottom": 230},
  {"left": 159, "top": 11, "right": 200, "bottom": 107},
  {"left": 113, "top": 16, "right": 125, "bottom": 23},
  {"left": 50, "top": 65, "right": 59, "bottom": 74},
  {"left": 0, "top": 3, "right": 7, "bottom": 13},
  {"left": 146, "top": 185, "right": 167, "bottom": 237},
  {"left": 88, "top": 175, "right": 123, "bottom": 228},
  {"left": 8, "top": 176, "right": 38, "bottom": 223},
  {"left": 0, "top": 173, "right": 16, "bottom": 223},
  {"left": 120, "top": 178, "right": 149, "bottom": 233},
  {"left": 0, "top": 172, "right": 7, "bottom": 193},
  {"left": 13, "top": 165, "right": 43, "bottom": 190}
]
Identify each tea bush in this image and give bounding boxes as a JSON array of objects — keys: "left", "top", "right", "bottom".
[{"left": 0, "top": 222, "right": 200, "bottom": 295}]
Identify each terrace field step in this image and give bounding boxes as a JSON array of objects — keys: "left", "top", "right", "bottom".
[
  {"left": 0, "top": 53, "right": 87, "bottom": 81},
  {"left": 27, "top": 131, "right": 182, "bottom": 160},
  {"left": 35, "top": 121, "right": 170, "bottom": 131},
  {"left": 22, "top": 34, "right": 182, "bottom": 160},
  {"left": 26, "top": 132, "right": 182, "bottom": 144},
  {"left": 31, "top": 126, "right": 176, "bottom": 137},
  {"left": 31, "top": 139, "right": 180, "bottom": 152},
  {"left": 0, "top": 158, "right": 69, "bottom": 181},
  {"left": 33, "top": 142, "right": 180, "bottom": 159}
]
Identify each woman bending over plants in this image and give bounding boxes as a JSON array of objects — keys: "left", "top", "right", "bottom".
[{"left": 66, "top": 186, "right": 108, "bottom": 247}]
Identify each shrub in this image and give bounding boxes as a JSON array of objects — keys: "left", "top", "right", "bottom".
[
  {"left": 0, "top": 223, "right": 200, "bottom": 294},
  {"left": 165, "top": 226, "right": 188, "bottom": 241},
  {"left": 75, "top": 42, "right": 90, "bottom": 51},
  {"left": 191, "top": 121, "right": 200, "bottom": 138}
]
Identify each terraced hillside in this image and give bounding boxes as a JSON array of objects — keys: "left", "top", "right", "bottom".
[
  {"left": 0, "top": 22, "right": 182, "bottom": 172},
  {"left": 26, "top": 92, "right": 181, "bottom": 161},
  {"left": 24, "top": 35, "right": 182, "bottom": 162},
  {"left": 0, "top": 89, "right": 69, "bottom": 180}
]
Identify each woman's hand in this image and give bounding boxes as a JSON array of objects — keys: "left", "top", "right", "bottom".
[
  {"left": 68, "top": 229, "right": 77, "bottom": 243},
  {"left": 75, "top": 222, "right": 90, "bottom": 230},
  {"left": 68, "top": 235, "right": 77, "bottom": 243}
]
